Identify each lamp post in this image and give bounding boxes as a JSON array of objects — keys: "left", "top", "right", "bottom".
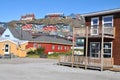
[
  {"left": 16, "top": 22, "right": 25, "bottom": 40},
  {"left": 72, "top": 26, "right": 75, "bottom": 67}
]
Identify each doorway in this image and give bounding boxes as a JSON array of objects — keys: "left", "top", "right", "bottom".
[{"left": 4, "top": 44, "right": 9, "bottom": 55}]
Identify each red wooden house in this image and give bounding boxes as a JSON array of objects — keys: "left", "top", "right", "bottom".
[{"left": 26, "top": 35, "right": 72, "bottom": 54}]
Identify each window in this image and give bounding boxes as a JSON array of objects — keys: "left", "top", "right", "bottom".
[
  {"left": 64, "top": 46, "right": 67, "bottom": 50},
  {"left": 76, "top": 38, "right": 84, "bottom": 47},
  {"left": 33, "top": 43, "right": 37, "bottom": 48},
  {"left": 58, "top": 45, "right": 61, "bottom": 50},
  {"left": 52, "top": 45, "right": 55, "bottom": 50},
  {"left": 103, "top": 16, "right": 113, "bottom": 27},
  {"left": 67, "top": 46, "right": 69, "bottom": 50},
  {"left": 61, "top": 46, "right": 62, "bottom": 50},
  {"left": 5, "top": 35, "right": 10, "bottom": 37},
  {"left": 90, "top": 42, "right": 100, "bottom": 58},
  {"left": 91, "top": 17, "right": 99, "bottom": 28},
  {"left": 38, "top": 44, "right": 41, "bottom": 48},
  {"left": 91, "top": 17, "right": 99, "bottom": 35},
  {"left": 103, "top": 42, "right": 112, "bottom": 58}
]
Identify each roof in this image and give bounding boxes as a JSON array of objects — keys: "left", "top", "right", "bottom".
[
  {"left": 46, "top": 13, "right": 64, "bottom": 16},
  {"left": 30, "top": 35, "right": 72, "bottom": 45},
  {"left": 8, "top": 27, "right": 72, "bottom": 45},
  {"left": 0, "top": 28, "right": 5, "bottom": 35},
  {"left": 82, "top": 8, "right": 120, "bottom": 17},
  {"left": 0, "top": 38, "right": 28, "bottom": 45},
  {"left": 9, "top": 27, "right": 33, "bottom": 40}
]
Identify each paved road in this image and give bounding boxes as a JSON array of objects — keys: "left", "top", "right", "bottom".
[{"left": 0, "top": 58, "right": 119, "bottom": 80}]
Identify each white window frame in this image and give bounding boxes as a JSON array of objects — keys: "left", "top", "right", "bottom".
[
  {"left": 91, "top": 17, "right": 99, "bottom": 35},
  {"left": 52, "top": 45, "right": 55, "bottom": 50},
  {"left": 91, "top": 17, "right": 99, "bottom": 26},
  {"left": 102, "top": 15, "right": 113, "bottom": 27},
  {"left": 90, "top": 42, "right": 100, "bottom": 58},
  {"left": 103, "top": 42, "right": 112, "bottom": 58},
  {"left": 58, "top": 45, "right": 61, "bottom": 50},
  {"left": 61, "top": 46, "right": 62, "bottom": 50},
  {"left": 90, "top": 42, "right": 112, "bottom": 58},
  {"left": 64, "top": 46, "right": 67, "bottom": 50}
]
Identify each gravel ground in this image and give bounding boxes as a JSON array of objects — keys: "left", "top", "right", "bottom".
[{"left": 0, "top": 58, "right": 119, "bottom": 80}]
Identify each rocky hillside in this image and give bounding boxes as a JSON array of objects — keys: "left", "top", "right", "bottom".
[{"left": 8, "top": 16, "right": 85, "bottom": 28}]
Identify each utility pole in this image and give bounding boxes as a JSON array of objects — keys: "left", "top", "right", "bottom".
[
  {"left": 72, "top": 26, "right": 75, "bottom": 67},
  {"left": 101, "top": 26, "right": 104, "bottom": 71},
  {"left": 16, "top": 22, "right": 23, "bottom": 40},
  {"left": 85, "top": 26, "right": 88, "bottom": 69}
]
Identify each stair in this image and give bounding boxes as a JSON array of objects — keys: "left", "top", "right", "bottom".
[{"left": 4, "top": 54, "right": 11, "bottom": 58}]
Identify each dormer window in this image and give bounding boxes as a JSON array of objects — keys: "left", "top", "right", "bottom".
[{"left": 5, "top": 35, "right": 10, "bottom": 37}]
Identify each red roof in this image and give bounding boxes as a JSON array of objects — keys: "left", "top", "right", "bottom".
[
  {"left": 43, "top": 26, "right": 58, "bottom": 31},
  {"left": 22, "top": 24, "right": 33, "bottom": 30}
]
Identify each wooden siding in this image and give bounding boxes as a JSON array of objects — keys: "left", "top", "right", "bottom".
[
  {"left": 0, "top": 41, "right": 27, "bottom": 57},
  {"left": 26, "top": 42, "right": 71, "bottom": 54},
  {"left": 84, "top": 12, "right": 120, "bottom": 65}
]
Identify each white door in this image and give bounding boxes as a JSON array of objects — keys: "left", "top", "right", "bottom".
[
  {"left": 4, "top": 44, "right": 9, "bottom": 54},
  {"left": 90, "top": 42, "right": 100, "bottom": 58}
]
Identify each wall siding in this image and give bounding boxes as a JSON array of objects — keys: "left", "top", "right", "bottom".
[
  {"left": 85, "top": 12, "right": 120, "bottom": 65},
  {"left": 26, "top": 42, "right": 71, "bottom": 54}
]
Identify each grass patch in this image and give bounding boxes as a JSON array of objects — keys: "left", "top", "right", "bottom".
[
  {"left": 47, "top": 56, "right": 59, "bottom": 59},
  {"left": 48, "top": 51, "right": 72, "bottom": 59}
]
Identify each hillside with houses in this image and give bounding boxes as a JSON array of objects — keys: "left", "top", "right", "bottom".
[
  {"left": 0, "top": 13, "right": 85, "bottom": 58},
  {"left": 9, "top": 14, "right": 84, "bottom": 36},
  {"left": 4, "top": 13, "right": 85, "bottom": 41}
]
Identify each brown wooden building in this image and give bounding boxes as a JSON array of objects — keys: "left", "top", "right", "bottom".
[
  {"left": 58, "top": 8, "right": 120, "bottom": 71},
  {"left": 81, "top": 8, "right": 120, "bottom": 66}
]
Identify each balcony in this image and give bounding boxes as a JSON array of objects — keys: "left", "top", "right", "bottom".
[{"left": 74, "top": 26, "right": 115, "bottom": 39}]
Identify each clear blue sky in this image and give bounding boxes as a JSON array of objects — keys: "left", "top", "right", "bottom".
[{"left": 0, "top": 0, "right": 120, "bottom": 22}]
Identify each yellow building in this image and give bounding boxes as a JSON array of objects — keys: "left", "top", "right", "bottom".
[
  {"left": 0, "top": 38, "right": 28, "bottom": 57},
  {"left": 0, "top": 27, "right": 31, "bottom": 58}
]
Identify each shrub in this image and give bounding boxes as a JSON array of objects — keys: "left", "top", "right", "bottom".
[
  {"left": 27, "top": 50, "right": 35, "bottom": 55},
  {"left": 27, "top": 47, "right": 47, "bottom": 58},
  {"left": 35, "top": 47, "right": 47, "bottom": 58},
  {"left": 35, "top": 47, "right": 45, "bottom": 55}
]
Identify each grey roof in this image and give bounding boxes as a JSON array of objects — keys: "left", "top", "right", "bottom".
[
  {"left": 31, "top": 35, "right": 72, "bottom": 45},
  {"left": 8, "top": 27, "right": 72, "bottom": 45},
  {"left": 82, "top": 8, "right": 120, "bottom": 17},
  {"left": 0, "top": 27, "right": 5, "bottom": 35},
  {"left": 9, "top": 27, "right": 32, "bottom": 40}
]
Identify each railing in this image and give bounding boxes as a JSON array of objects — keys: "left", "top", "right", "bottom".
[
  {"left": 74, "top": 26, "right": 115, "bottom": 38},
  {"left": 59, "top": 55, "right": 113, "bottom": 68}
]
